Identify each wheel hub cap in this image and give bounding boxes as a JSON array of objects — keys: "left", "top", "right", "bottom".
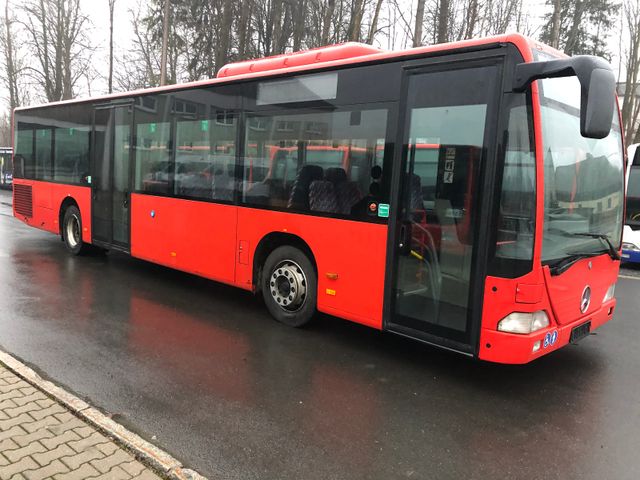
[
  {"left": 66, "top": 215, "right": 80, "bottom": 248},
  {"left": 270, "top": 260, "right": 307, "bottom": 312}
]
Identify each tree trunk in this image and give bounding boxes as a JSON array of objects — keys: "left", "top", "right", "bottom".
[
  {"left": 108, "top": 0, "right": 115, "bottom": 93},
  {"left": 3, "top": 1, "right": 19, "bottom": 110},
  {"left": 436, "top": 0, "right": 450, "bottom": 44},
  {"left": 413, "top": 0, "right": 426, "bottom": 47},
  {"left": 160, "top": 0, "right": 170, "bottom": 86},
  {"left": 270, "top": 0, "right": 284, "bottom": 55},
  {"left": 464, "top": 0, "right": 479, "bottom": 40},
  {"left": 550, "top": 0, "right": 561, "bottom": 49},
  {"left": 237, "top": 0, "right": 252, "bottom": 58},
  {"left": 215, "top": 0, "right": 233, "bottom": 72},
  {"left": 366, "top": 0, "right": 384, "bottom": 44},
  {"left": 321, "top": 0, "right": 335, "bottom": 45},
  {"left": 292, "top": 0, "right": 306, "bottom": 51},
  {"left": 622, "top": 0, "right": 640, "bottom": 145},
  {"left": 347, "top": 0, "right": 364, "bottom": 42},
  {"left": 565, "top": 1, "right": 585, "bottom": 55}
]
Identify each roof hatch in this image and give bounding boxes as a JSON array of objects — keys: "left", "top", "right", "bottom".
[{"left": 216, "top": 42, "right": 384, "bottom": 79}]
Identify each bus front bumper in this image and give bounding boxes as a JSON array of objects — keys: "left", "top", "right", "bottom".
[{"left": 478, "top": 299, "right": 616, "bottom": 364}]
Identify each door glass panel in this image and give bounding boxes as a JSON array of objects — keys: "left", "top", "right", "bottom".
[
  {"left": 392, "top": 66, "right": 495, "bottom": 342},
  {"left": 93, "top": 109, "right": 111, "bottom": 242},
  {"left": 112, "top": 108, "right": 132, "bottom": 244},
  {"left": 93, "top": 106, "right": 131, "bottom": 246}
]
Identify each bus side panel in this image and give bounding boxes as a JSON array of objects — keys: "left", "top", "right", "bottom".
[
  {"left": 13, "top": 179, "right": 91, "bottom": 243},
  {"left": 236, "top": 207, "right": 388, "bottom": 329},
  {"left": 130, "top": 194, "right": 238, "bottom": 285}
]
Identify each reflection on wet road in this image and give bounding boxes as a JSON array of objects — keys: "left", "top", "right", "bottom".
[{"left": 0, "top": 191, "right": 639, "bottom": 479}]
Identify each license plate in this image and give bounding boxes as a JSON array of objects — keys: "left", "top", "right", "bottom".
[
  {"left": 622, "top": 253, "right": 630, "bottom": 259},
  {"left": 570, "top": 321, "right": 591, "bottom": 343}
]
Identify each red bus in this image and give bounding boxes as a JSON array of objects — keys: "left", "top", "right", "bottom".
[{"left": 12, "top": 34, "right": 624, "bottom": 364}]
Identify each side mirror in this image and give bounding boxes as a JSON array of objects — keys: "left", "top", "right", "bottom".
[{"left": 513, "top": 55, "right": 615, "bottom": 139}]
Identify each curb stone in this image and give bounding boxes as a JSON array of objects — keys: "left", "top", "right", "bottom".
[{"left": 0, "top": 350, "right": 208, "bottom": 480}]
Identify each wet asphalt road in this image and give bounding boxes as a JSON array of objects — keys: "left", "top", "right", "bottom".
[{"left": 0, "top": 189, "right": 639, "bottom": 480}]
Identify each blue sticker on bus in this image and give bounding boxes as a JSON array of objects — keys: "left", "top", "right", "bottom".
[{"left": 543, "top": 331, "right": 558, "bottom": 348}]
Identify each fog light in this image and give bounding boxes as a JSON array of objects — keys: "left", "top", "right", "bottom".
[
  {"left": 532, "top": 340, "right": 541, "bottom": 353},
  {"left": 603, "top": 284, "right": 615, "bottom": 303},
  {"left": 497, "top": 311, "right": 550, "bottom": 334}
]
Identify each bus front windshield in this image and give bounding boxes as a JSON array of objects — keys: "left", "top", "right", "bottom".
[{"left": 540, "top": 75, "right": 624, "bottom": 264}]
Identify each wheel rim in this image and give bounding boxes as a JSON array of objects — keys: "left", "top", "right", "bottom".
[
  {"left": 66, "top": 214, "right": 80, "bottom": 248},
  {"left": 269, "top": 260, "right": 307, "bottom": 312}
]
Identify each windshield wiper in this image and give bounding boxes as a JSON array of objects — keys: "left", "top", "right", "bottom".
[
  {"left": 572, "top": 233, "right": 621, "bottom": 260},
  {"left": 548, "top": 252, "right": 601, "bottom": 276}
]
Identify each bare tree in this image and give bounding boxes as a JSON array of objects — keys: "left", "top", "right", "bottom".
[
  {"left": 21, "top": 0, "right": 92, "bottom": 102},
  {"left": 622, "top": 0, "right": 640, "bottom": 145},
  {"left": 414, "top": 0, "right": 426, "bottom": 47},
  {"left": 159, "top": 0, "right": 170, "bottom": 86},
  {"left": 115, "top": 2, "right": 159, "bottom": 90},
  {"left": 108, "top": 0, "right": 115, "bottom": 94},
  {"left": 436, "top": 0, "right": 450, "bottom": 43},
  {"left": 0, "top": 1, "right": 24, "bottom": 111},
  {"left": 321, "top": 0, "right": 336, "bottom": 45}
]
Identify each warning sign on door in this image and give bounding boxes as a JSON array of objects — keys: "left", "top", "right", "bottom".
[
  {"left": 445, "top": 159, "right": 455, "bottom": 171},
  {"left": 444, "top": 171, "right": 454, "bottom": 183}
]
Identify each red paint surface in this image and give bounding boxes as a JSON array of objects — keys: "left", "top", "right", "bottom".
[
  {"left": 543, "top": 257, "right": 618, "bottom": 325},
  {"left": 12, "top": 179, "right": 92, "bottom": 243},
  {"left": 130, "top": 194, "right": 238, "bottom": 285}
]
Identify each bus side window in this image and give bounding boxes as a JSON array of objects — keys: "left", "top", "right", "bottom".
[
  {"left": 14, "top": 125, "right": 34, "bottom": 179},
  {"left": 242, "top": 109, "right": 388, "bottom": 220},
  {"left": 134, "top": 111, "right": 172, "bottom": 195},
  {"left": 174, "top": 112, "right": 237, "bottom": 202}
]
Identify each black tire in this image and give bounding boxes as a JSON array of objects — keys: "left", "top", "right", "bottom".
[
  {"left": 262, "top": 246, "right": 317, "bottom": 327},
  {"left": 62, "top": 205, "right": 88, "bottom": 255}
]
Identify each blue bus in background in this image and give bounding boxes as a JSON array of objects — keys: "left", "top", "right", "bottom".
[
  {"left": 0, "top": 147, "right": 11, "bottom": 189},
  {"left": 623, "top": 144, "right": 640, "bottom": 263}
]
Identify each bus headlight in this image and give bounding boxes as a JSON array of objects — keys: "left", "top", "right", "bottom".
[
  {"left": 603, "top": 284, "right": 615, "bottom": 303},
  {"left": 497, "top": 311, "right": 550, "bottom": 334}
]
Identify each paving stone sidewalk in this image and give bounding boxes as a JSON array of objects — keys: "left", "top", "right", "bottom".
[{"left": 0, "top": 365, "right": 162, "bottom": 480}]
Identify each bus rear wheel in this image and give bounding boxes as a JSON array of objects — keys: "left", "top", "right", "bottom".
[
  {"left": 62, "top": 205, "right": 88, "bottom": 255},
  {"left": 262, "top": 246, "right": 317, "bottom": 327}
]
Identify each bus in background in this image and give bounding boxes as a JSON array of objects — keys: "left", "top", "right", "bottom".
[
  {"left": 622, "top": 143, "right": 640, "bottom": 263},
  {"left": 0, "top": 147, "right": 12, "bottom": 189},
  {"left": 12, "top": 34, "right": 624, "bottom": 364}
]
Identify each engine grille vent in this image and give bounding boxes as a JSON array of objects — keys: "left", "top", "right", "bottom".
[{"left": 13, "top": 184, "right": 33, "bottom": 218}]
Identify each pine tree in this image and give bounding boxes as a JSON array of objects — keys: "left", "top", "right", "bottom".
[{"left": 540, "top": 0, "right": 620, "bottom": 59}]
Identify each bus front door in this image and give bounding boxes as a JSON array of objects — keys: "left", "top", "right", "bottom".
[
  {"left": 91, "top": 105, "right": 133, "bottom": 250},
  {"left": 387, "top": 62, "right": 500, "bottom": 353}
]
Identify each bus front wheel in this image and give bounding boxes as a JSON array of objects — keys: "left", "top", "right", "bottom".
[
  {"left": 262, "top": 246, "right": 317, "bottom": 327},
  {"left": 62, "top": 205, "right": 88, "bottom": 255}
]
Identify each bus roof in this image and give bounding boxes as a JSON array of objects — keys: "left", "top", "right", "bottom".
[{"left": 15, "top": 33, "right": 546, "bottom": 113}]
